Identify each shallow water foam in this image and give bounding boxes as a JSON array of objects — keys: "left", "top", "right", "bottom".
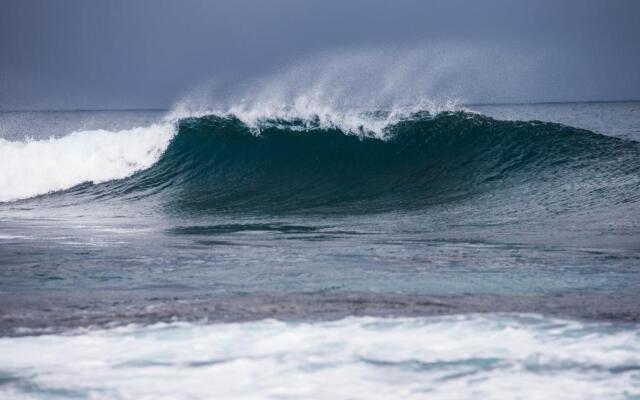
[{"left": 0, "top": 314, "right": 638, "bottom": 400}]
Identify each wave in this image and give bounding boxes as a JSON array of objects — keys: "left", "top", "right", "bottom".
[{"left": 2, "top": 111, "right": 639, "bottom": 214}]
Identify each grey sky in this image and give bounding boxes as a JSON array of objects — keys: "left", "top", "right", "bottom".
[{"left": 1, "top": 0, "right": 639, "bottom": 110}]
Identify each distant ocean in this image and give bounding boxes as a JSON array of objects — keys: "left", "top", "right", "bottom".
[{"left": 1, "top": 102, "right": 639, "bottom": 399}]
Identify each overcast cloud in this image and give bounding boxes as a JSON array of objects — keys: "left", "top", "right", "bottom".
[{"left": 1, "top": 0, "right": 639, "bottom": 110}]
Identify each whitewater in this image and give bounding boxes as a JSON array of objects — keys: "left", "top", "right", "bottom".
[
  {"left": 0, "top": 124, "right": 175, "bottom": 203},
  {"left": 1, "top": 315, "right": 639, "bottom": 400}
]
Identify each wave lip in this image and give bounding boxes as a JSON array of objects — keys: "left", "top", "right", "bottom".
[{"left": 0, "top": 124, "right": 175, "bottom": 203}]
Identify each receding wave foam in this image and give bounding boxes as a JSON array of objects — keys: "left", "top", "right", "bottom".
[
  {"left": 0, "top": 314, "right": 638, "bottom": 400},
  {"left": 0, "top": 124, "right": 175, "bottom": 202}
]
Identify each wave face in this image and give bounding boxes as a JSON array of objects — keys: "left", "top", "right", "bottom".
[
  {"left": 3, "top": 111, "right": 640, "bottom": 214},
  {"left": 100, "top": 111, "right": 640, "bottom": 214},
  {"left": 1, "top": 314, "right": 638, "bottom": 400}
]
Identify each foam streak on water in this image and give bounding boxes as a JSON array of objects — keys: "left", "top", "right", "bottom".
[{"left": 0, "top": 314, "right": 638, "bottom": 400}]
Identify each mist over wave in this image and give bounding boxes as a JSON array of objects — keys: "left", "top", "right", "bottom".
[{"left": 167, "top": 45, "right": 539, "bottom": 130}]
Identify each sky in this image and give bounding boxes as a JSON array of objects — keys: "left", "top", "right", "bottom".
[{"left": 0, "top": 0, "right": 639, "bottom": 110}]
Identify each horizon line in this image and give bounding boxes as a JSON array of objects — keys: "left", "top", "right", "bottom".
[{"left": 1, "top": 99, "right": 639, "bottom": 113}]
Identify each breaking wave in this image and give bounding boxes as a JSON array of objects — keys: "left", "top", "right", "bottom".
[{"left": 1, "top": 111, "right": 639, "bottom": 214}]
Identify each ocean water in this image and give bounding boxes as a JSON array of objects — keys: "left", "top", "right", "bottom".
[{"left": 1, "top": 102, "right": 639, "bottom": 398}]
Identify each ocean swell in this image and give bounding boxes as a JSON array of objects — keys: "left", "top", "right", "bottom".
[{"left": 1, "top": 111, "right": 639, "bottom": 214}]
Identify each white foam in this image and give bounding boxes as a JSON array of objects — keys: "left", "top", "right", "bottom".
[
  {"left": 0, "top": 314, "right": 637, "bottom": 399},
  {"left": 0, "top": 124, "right": 176, "bottom": 202}
]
